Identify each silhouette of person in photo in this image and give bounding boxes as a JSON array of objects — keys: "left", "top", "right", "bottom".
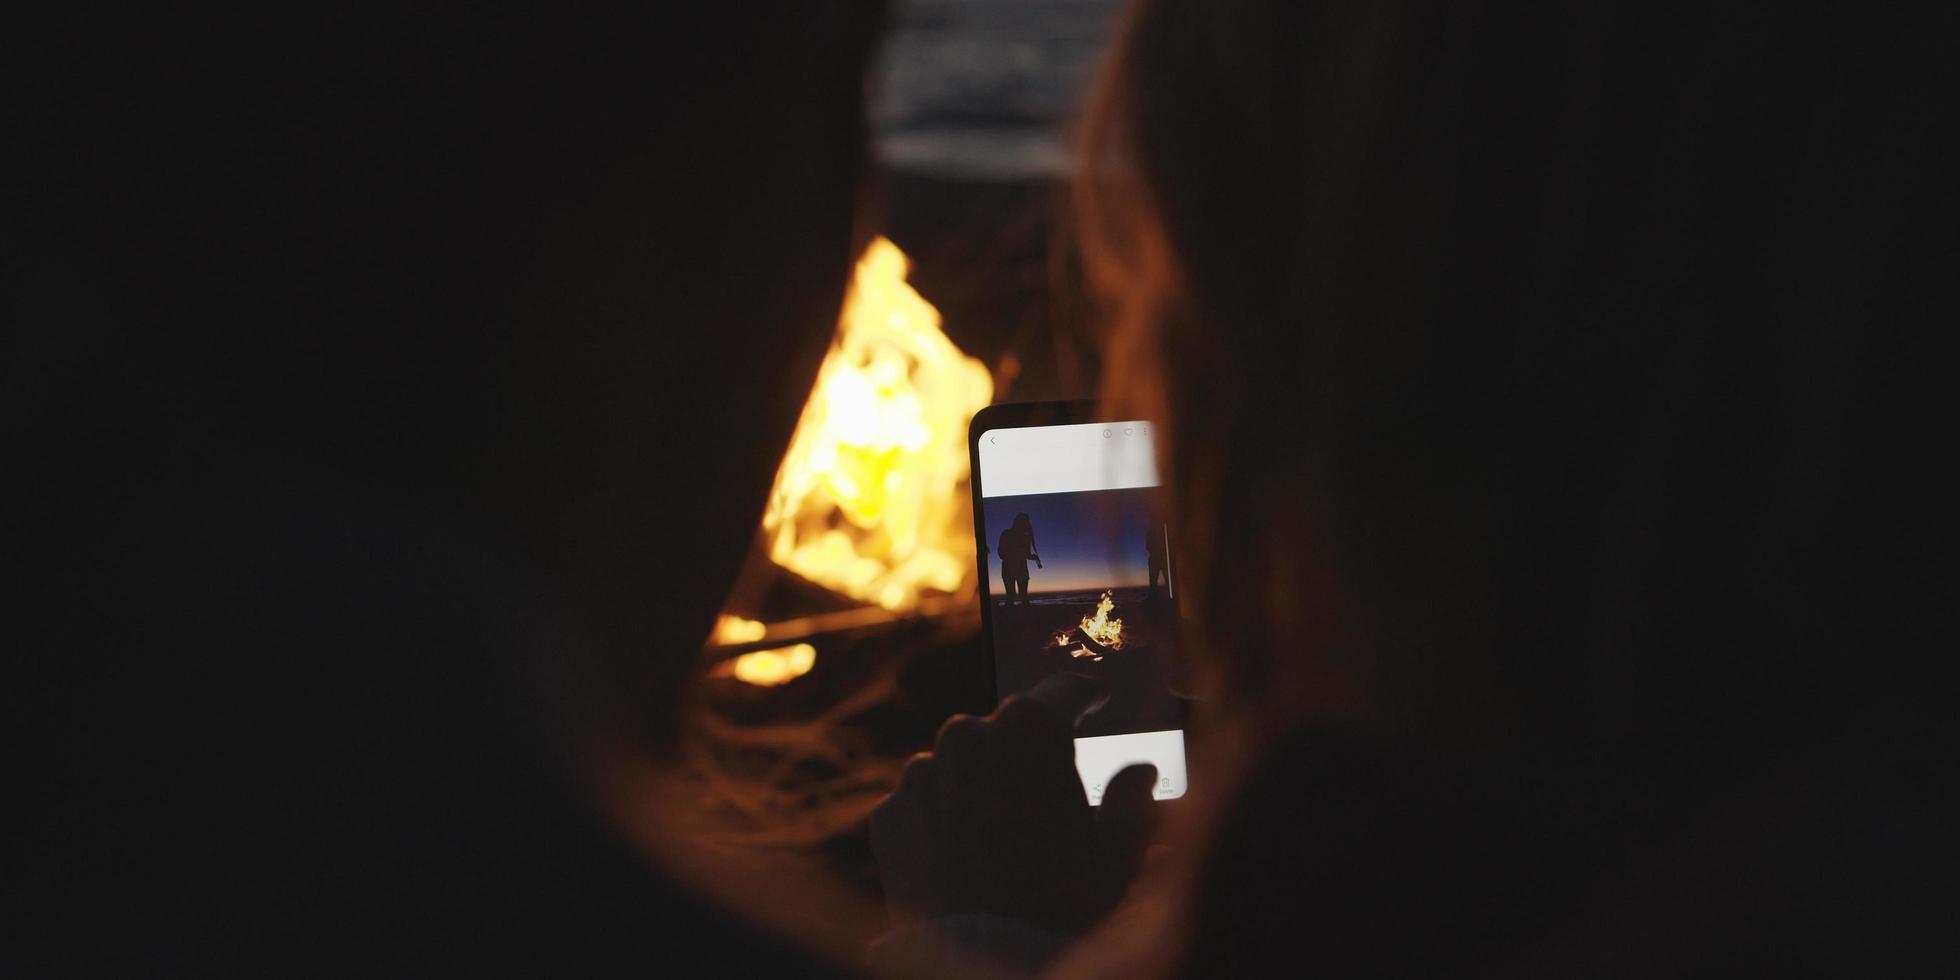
[
  {"left": 997, "top": 513, "right": 1041, "bottom": 605},
  {"left": 1146, "top": 523, "right": 1168, "bottom": 598}
]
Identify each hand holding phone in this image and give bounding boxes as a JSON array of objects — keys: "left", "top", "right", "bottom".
[
  {"left": 869, "top": 403, "right": 1190, "bottom": 933},
  {"left": 870, "top": 673, "right": 1158, "bottom": 930}
]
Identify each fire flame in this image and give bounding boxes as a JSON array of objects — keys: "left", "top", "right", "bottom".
[
  {"left": 1079, "top": 591, "right": 1125, "bottom": 649},
  {"left": 711, "top": 614, "right": 768, "bottom": 645},
  {"left": 760, "top": 237, "right": 993, "bottom": 612},
  {"left": 721, "top": 643, "right": 817, "bottom": 687}
]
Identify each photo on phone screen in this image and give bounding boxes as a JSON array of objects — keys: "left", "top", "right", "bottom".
[{"left": 971, "top": 407, "right": 1188, "bottom": 804}]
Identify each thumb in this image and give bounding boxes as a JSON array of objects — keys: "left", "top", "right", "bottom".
[{"left": 1095, "top": 763, "right": 1159, "bottom": 888}]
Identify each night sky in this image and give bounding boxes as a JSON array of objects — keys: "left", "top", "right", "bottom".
[{"left": 981, "top": 487, "right": 1164, "bottom": 596}]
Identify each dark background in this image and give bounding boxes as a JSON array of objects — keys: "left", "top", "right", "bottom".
[{"left": 872, "top": 0, "right": 1123, "bottom": 405}]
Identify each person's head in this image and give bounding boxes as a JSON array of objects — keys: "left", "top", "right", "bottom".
[
  {"left": 1014, "top": 513, "right": 1034, "bottom": 532},
  {"left": 1076, "top": 1, "right": 1953, "bottom": 769},
  {"left": 14, "top": 6, "right": 897, "bottom": 970}
]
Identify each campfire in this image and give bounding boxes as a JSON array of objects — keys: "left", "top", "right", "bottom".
[
  {"left": 762, "top": 236, "right": 992, "bottom": 613},
  {"left": 1054, "top": 590, "right": 1127, "bottom": 662},
  {"left": 711, "top": 237, "right": 993, "bottom": 684}
]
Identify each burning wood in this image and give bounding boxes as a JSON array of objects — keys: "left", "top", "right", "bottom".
[
  {"left": 710, "top": 643, "right": 817, "bottom": 687},
  {"left": 712, "top": 615, "right": 768, "bottom": 645}
]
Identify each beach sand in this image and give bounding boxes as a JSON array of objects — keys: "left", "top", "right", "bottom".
[{"left": 988, "top": 586, "right": 1183, "bottom": 738}]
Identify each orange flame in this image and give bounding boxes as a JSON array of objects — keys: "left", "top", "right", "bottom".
[
  {"left": 719, "top": 643, "right": 817, "bottom": 687},
  {"left": 1079, "top": 590, "right": 1125, "bottom": 650},
  {"left": 760, "top": 237, "right": 993, "bottom": 613},
  {"left": 711, "top": 614, "right": 768, "bottom": 645}
]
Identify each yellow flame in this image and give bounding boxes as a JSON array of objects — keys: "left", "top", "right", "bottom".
[
  {"left": 1070, "top": 645, "right": 1102, "bottom": 662},
  {"left": 1079, "top": 591, "right": 1125, "bottom": 649},
  {"left": 761, "top": 237, "right": 993, "bottom": 612},
  {"left": 711, "top": 614, "right": 767, "bottom": 645},
  {"left": 727, "top": 643, "right": 817, "bottom": 687}
]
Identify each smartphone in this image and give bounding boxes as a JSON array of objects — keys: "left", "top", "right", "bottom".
[{"left": 968, "top": 401, "right": 1188, "bottom": 804}]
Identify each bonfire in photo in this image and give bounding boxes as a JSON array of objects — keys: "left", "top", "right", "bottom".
[{"left": 1050, "top": 590, "right": 1126, "bottom": 662}]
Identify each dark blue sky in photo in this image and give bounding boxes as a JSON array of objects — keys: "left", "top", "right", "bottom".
[{"left": 982, "top": 487, "right": 1164, "bottom": 595}]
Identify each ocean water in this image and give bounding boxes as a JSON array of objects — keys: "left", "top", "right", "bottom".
[
  {"left": 872, "top": 0, "right": 1123, "bottom": 179},
  {"left": 1015, "top": 587, "right": 1155, "bottom": 608}
]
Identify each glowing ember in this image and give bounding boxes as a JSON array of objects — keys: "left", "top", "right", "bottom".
[
  {"left": 1070, "top": 645, "right": 1102, "bottom": 662},
  {"left": 711, "top": 614, "right": 767, "bottom": 645},
  {"left": 761, "top": 237, "right": 993, "bottom": 612},
  {"left": 1078, "top": 591, "right": 1125, "bottom": 649},
  {"left": 723, "top": 643, "right": 817, "bottom": 687}
]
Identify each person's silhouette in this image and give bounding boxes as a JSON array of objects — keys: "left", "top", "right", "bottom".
[
  {"left": 997, "top": 513, "right": 1041, "bottom": 605},
  {"left": 1145, "top": 523, "right": 1168, "bottom": 599}
]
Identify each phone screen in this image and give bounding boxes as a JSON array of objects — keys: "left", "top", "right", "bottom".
[{"left": 973, "top": 417, "right": 1188, "bottom": 804}]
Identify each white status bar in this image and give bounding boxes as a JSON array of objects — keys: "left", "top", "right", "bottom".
[{"left": 977, "top": 421, "right": 1161, "bottom": 498}]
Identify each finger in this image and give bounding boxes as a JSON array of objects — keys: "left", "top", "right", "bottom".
[
  {"left": 879, "top": 752, "right": 940, "bottom": 841},
  {"left": 1095, "top": 763, "right": 1159, "bottom": 885},
  {"left": 932, "top": 713, "right": 986, "bottom": 762},
  {"left": 1019, "top": 671, "right": 1111, "bottom": 729},
  {"left": 896, "top": 751, "right": 936, "bottom": 795},
  {"left": 990, "top": 695, "right": 1084, "bottom": 779},
  {"left": 869, "top": 800, "right": 927, "bottom": 921}
]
